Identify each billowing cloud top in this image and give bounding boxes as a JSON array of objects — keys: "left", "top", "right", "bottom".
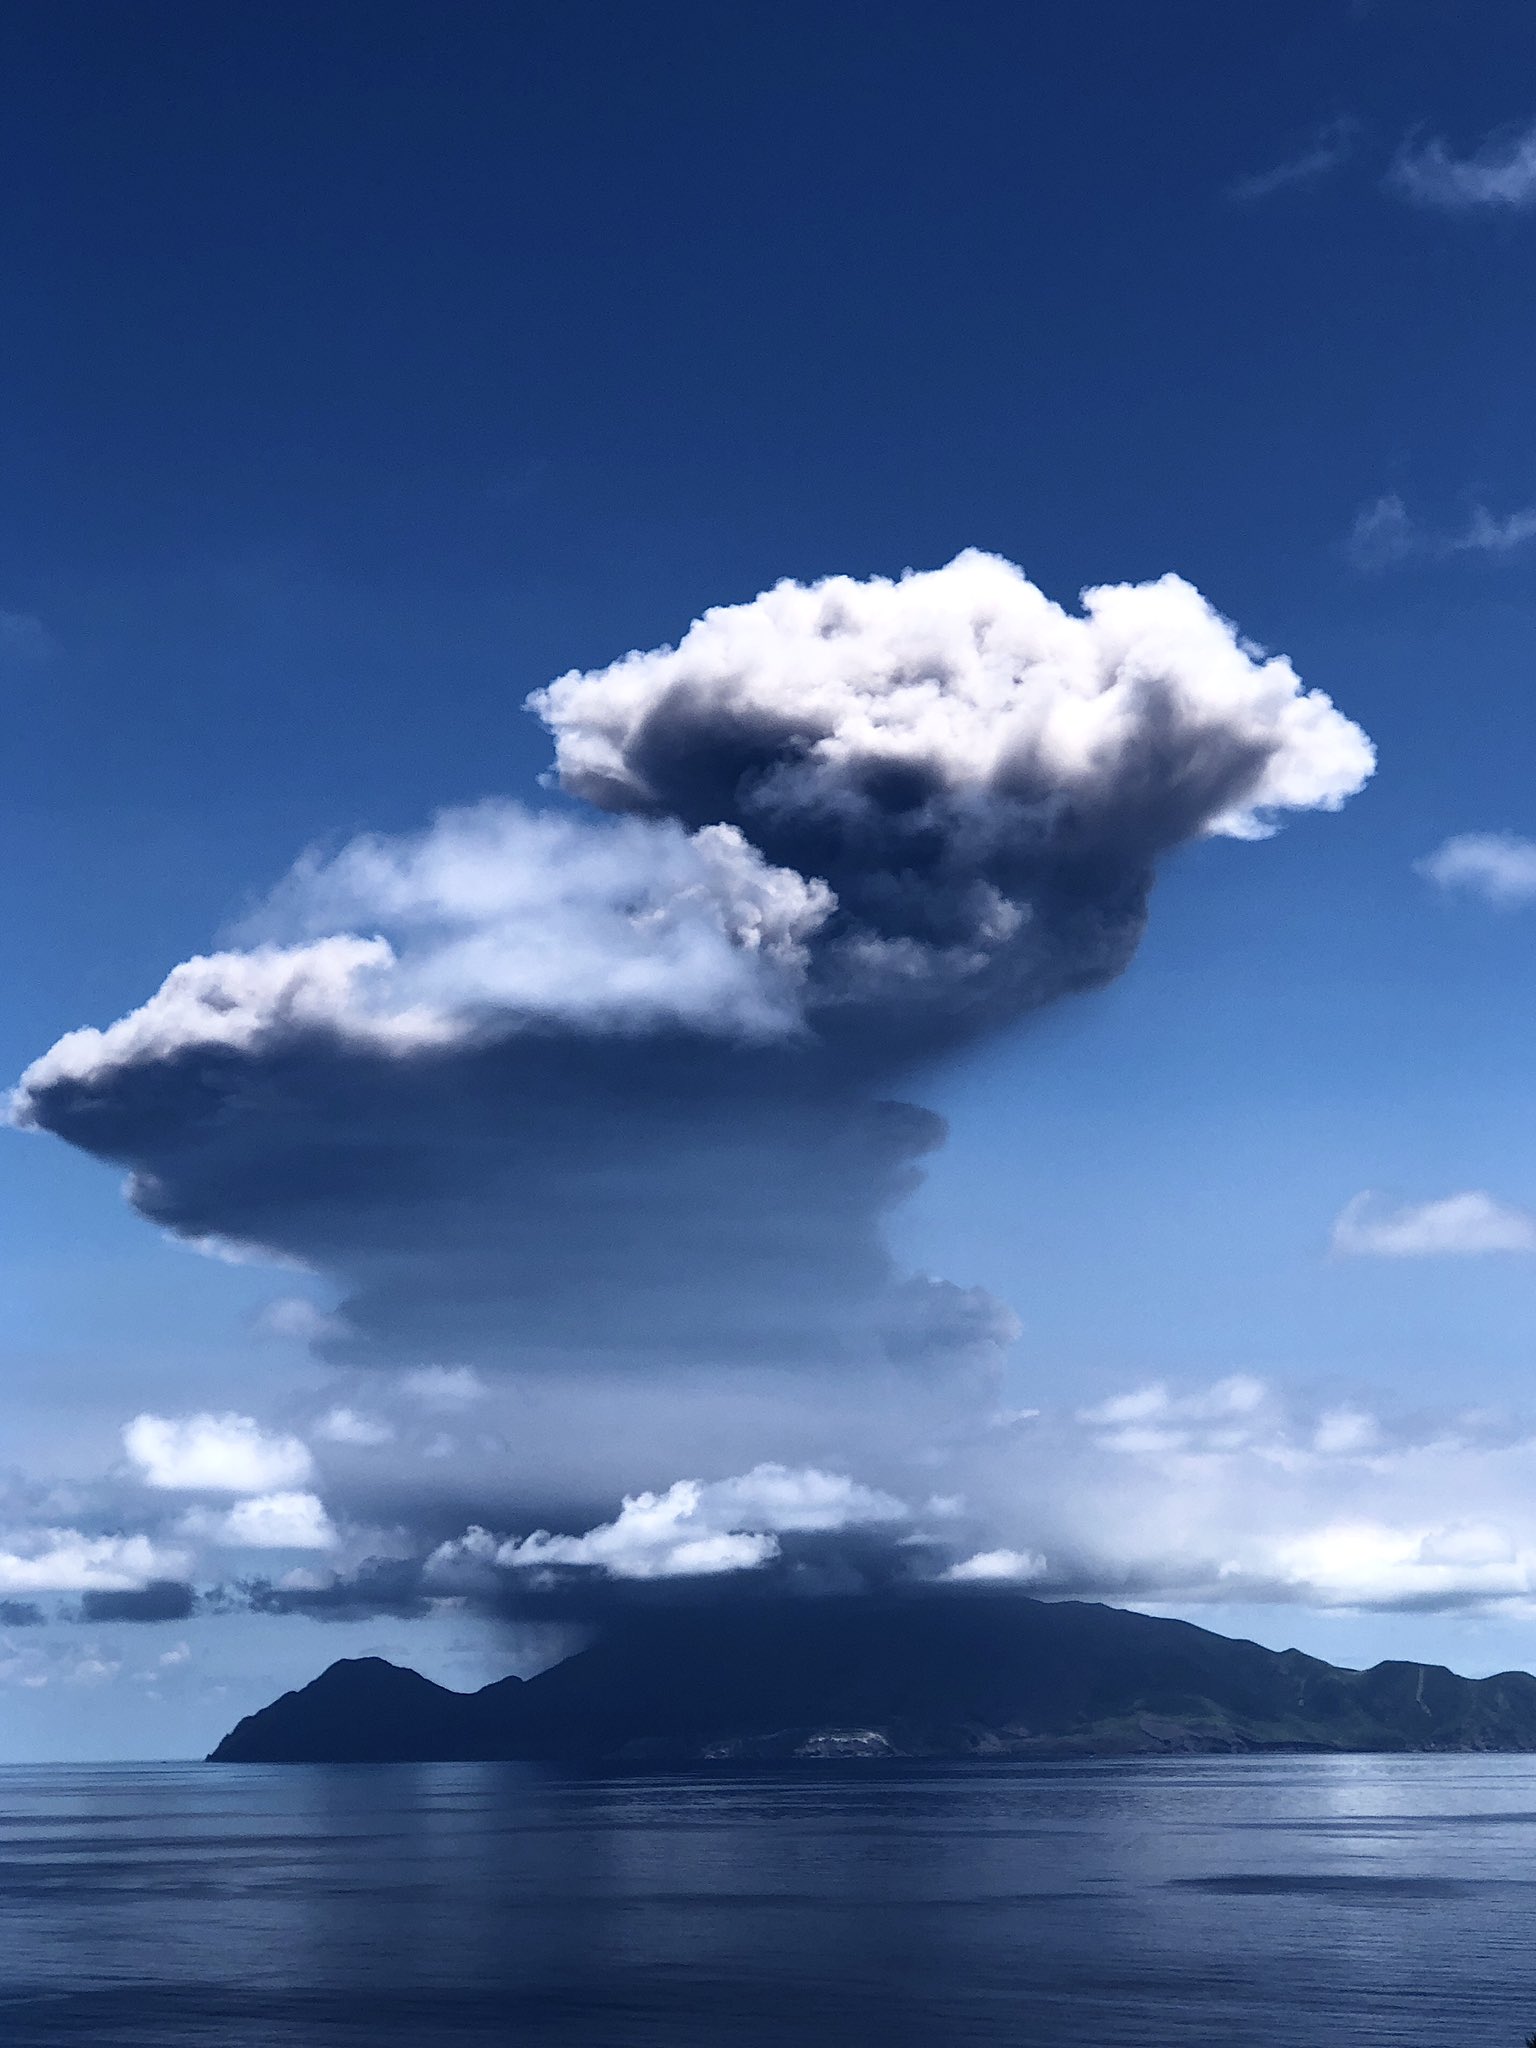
[
  {"left": 534, "top": 551, "right": 1373, "bottom": 1031},
  {"left": 14, "top": 554, "right": 1373, "bottom": 1122}
]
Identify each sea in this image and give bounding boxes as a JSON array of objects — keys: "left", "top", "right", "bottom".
[{"left": 2, "top": 1753, "right": 1535, "bottom": 2046}]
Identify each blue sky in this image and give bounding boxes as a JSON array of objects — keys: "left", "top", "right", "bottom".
[{"left": 10, "top": 1, "right": 1536, "bottom": 1757}]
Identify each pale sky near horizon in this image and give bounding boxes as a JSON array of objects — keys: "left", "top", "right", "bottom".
[{"left": 10, "top": 1, "right": 1536, "bottom": 1758}]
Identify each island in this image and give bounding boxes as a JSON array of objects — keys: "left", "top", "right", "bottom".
[{"left": 208, "top": 1593, "right": 1536, "bottom": 1762}]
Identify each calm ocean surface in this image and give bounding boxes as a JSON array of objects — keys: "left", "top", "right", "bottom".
[{"left": 3, "top": 1754, "right": 1536, "bottom": 2045}]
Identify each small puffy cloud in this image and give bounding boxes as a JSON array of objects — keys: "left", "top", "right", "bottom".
[
  {"left": 1333, "top": 1191, "right": 1536, "bottom": 1258},
  {"left": 1389, "top": 121, "right": 1536, "bottom": 211},
  {"left": 183, "top": 1491, "right": 337, "bottom": 1550},
  {"left": 1417, "top": 832, "right": 1536, "bottom": 906},
  {"left": 316, "top": 1406, "right": 394, "bottom": 1447},
  {"left": 402, "top": 1368, "right": 484, "bottom": 1410},
  {"left": 66, "top": 1654, "right": 121, "bottom": 1686},
  {"left": 942, "top": 1548, "right": 1047, "bottom": 1584},
  {"left": 124, "top": 1412, "right": 314, "bottom": 1493},
  {"left": 440, "top": 1464, "right": 909, "bottom": 1584},
  {"left": 504, "top": 1503, "right": 777, "bottom": 1580},
  {"left": 1312, "top": 1408, "right": 1379, "bottom": 1457},
  {"left": 257, "top": 1298, "right": 342, "bottom": 1343},
  {"left": 1228, "top": 118, "right": 1355, "bottom": 203},
  {"left": 0, "top": 1531, "right": 188, "bottom": 1595},
  {"left": 700, "top": 1464, "right": 907, "bottom": 1534}
]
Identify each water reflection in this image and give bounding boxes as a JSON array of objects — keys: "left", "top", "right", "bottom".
[{"left": 1, "top": 1755, "right": 1535, "bottom": 2044}]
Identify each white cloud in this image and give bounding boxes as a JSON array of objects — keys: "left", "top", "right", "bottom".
[
  {"left": 259, "top": 1297, "right": 345, "bottom": 1343},
  {"left": 412, "top": 1379, "right": 1536, "bottom": 1616},
  {"left": 700, "top": 1464, "right": 907, "bottom": 1534},
  {"left": 14, "top": 938, "right": 447, "bottom": 1101},
  {"left": 439, "top": 1463, "right": 909, "bottom": 1583},
  {"left": 316, "top": 1406, "right": 394, "bottom": 1447},
  {"left": 124, "top": 1412, "right": 315, "bottom": 1493},
  {"left": 1266, "top": 1521, "right": 1536, "bottom": 1607},
  {"left": 1075, "top": 1376, "right": 1270, "bottom": 1455},
  {"left": 403, "top": 1367, "right": 484, "bottom": 1409},
  {"left": 176, "top": 1232, "right": 310, "bottom": 1270},
  {"left": 1312, "top": 1408, "right": 1379, "bottom": 1456},
  {"left": 65, "top": 1655, "right": 121, "bottom": 1686},
  {"left": 1417, "top": 832, "right": 1536, "bottom": 906},
  {"left": 536, "top": 551, "right": 1374, "bottom": 849},
  {"left": 0, "top": 1531, "right": 188, "bottom": 1595},
  {"left": 1332, "top": 1191, "right": 1536, "bottom": 1258},
  {"left": 1345, "top": 497, "right": 1536, "bottom": 572},
  {"left": 1390, "top": 121, "right": 1536, "bottom": 211},
  {"left": 503, "top": 1505, "right": 777, "bottom": 1580},
  {"left": 942, "top": 1548, "right": 1047, "bottom": 1584},
  {"left": 1228, "top": 118, "right": 1355, "bottom": 202},
  {"left": 8, "top": 808, "right": 832, "bottom": 1115},
  {"left": 183, "top": 1491, "right": 337, "bottom": 1550},
  {"left": 929, "top": 1369, "right": 1536, "bottom": 1615}
]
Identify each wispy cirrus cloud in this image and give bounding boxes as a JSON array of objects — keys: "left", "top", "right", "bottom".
[
  {"left": 1344, "top": 493, "right": 1536, "bottom": 571},
  {"left": 1228, "top": 118, "right": 1356, "bottom": 202},
  {"left": 1344, "top": 493, "right": 1418, "bottom": 572},
  {"left": 1333, "top": 1191, "right": 1536, "bottom": 1259},
  {"left": 1417, "top": 832, "right": 1536, "bottom": 906},
  {"left": 0, "top": 608, "right": 55, "bottom": 664},
  {"left": 1454, "top": 505, "right": 1536, "bottom": 554},
  {"left": 1389, "top": 120, "right": 1536, "bottom": 211}
]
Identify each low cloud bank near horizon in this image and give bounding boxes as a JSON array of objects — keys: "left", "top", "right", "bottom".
[
  {"left": 11, "top": 1373, "right": 1536, "bottom": 1640},
  {"left": 5, "top": 553, "right": 1384, "bottom": 1650}
]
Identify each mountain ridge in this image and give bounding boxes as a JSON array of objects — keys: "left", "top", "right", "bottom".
[{"left": 208, "top": 1593, "right": 1536, "bottom": 1763}]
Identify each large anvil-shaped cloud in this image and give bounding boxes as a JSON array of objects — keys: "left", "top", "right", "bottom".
[{"left": 11, "top": 555, "right": 1371, "bottom": 1405}]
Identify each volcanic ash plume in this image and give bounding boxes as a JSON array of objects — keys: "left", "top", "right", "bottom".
[{"left": 13, "top": 554, "right": 1371, "bottom": 1462}]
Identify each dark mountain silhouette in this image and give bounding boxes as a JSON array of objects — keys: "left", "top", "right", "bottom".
[{"left": 209, "top": 1593, "right": 1536, "bottom": 1763}]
